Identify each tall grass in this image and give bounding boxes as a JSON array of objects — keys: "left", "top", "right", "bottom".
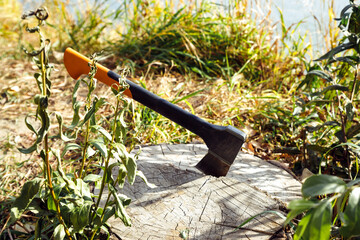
[
  {"left": 111, "top": 1, "right": 262, "bottom": 79},
  {"left": 21, "top": 0, "right": 303, "bottom": 84}
]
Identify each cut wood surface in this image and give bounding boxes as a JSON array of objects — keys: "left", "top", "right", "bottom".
[{"left": 104, "top": 144, "right": 302, "bottom": 240}]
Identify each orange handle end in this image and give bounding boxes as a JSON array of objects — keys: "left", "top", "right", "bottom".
[{"left": 64, "top": 48, "right": 132, "bottom": 98}]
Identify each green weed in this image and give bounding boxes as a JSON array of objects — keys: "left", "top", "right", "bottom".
[
  {"left": 1, "top": 8, "right": 152, "bottom": 239},
  {"left": 285, "top": 1, "right": 360, "bottom": 239}
]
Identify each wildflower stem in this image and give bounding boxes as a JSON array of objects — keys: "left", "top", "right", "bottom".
[
  {"left": 40, "top": 48, "right": 73, "bottom": 240},
  {"left": 90, "top": 98, "right": 120, "bottom": 239},
  {"left": 79, "top": 119, "right": 91, "bottom": 179}
]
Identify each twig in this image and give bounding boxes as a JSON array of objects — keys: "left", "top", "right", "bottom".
[{"left": 7, "top": 228, "right": 14, "bottom": 240}]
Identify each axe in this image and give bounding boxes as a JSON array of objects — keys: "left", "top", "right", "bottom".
[{"left": 63, "top": 48, "right": 246, "bottom": 177}]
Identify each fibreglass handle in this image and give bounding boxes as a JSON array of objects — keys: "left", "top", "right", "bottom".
[{"left": 107, "top": 71, "right": 215, "bottom": 139}]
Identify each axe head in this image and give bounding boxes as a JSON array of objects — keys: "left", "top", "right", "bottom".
[{"left": 195, "top": 126, "right": 246, "bottom": 177}]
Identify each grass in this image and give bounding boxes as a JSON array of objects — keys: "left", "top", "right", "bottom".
[{"left": 0, "top": 0, "right": 343, "bottom": 234}]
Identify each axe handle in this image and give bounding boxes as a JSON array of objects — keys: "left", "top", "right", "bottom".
[
  {"left": 64, "top": 47, "right": 219, "bottom": 145},
  {"left": 107, "top": 71, "right": 215, "bottom": 141}
]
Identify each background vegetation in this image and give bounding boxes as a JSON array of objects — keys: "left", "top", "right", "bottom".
[{"left": 2, "top": 0, "right": 359, "bottom": 239}]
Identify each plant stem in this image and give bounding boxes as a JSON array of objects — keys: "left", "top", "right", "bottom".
[
  {"left": 79, "top": 119, "right": 91, "bottom": 179},
  {"left": 90, "top": 176, "right": 120, "bottom": 240},
  {"left": 337, "top": 89, "right": 351, "bottom": 178},
  {"left": 40, "top": 50, "right": 73, "bottom": 240},
  {"left": 79, "top": 64, "right": 96, "bottom": 179},
  {"left": 44, "top": 135, "right": 73, "bottom": 239},
  {"left": 90, "top": 99, "right": 120, "bottom": 239},
  {"left": 95, "top": 99, "right": 120, "bottom": 207}
]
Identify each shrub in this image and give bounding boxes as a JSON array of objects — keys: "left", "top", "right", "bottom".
[{"left": 287, "top": 1, "right": 360, "bottom": 239}]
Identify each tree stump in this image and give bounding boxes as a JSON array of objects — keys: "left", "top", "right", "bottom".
[{"left": 105, "top": 144, "right": 302, "bottom": 240}]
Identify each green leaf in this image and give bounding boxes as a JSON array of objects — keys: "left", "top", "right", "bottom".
[
  {"left": 90, "top": 139, "right": 108, "bottom": 158},
  {"left": 47, "top": 194, "right": 57, "bottom": 212},
  {"left": 70, "top": 203, "right": 91, "bottom": 233},
  {"left": 28, "top": 198, "right": 49, "bottom": 216},
  {"left": 311, "top": 84, "right": 349, "bottom": 97},
  {"left": 347, "top": 178, "right": 360, "bottom": 187},
  {"left": 112, "top": 142, "right": 136, "bottom": 184},
  {"left": 112, "top": 143, "right": 130, "bottom": 160},
  {"left": 340, "top": 187, "right": 360, "bottom": 238},
  {"left": 24, "top": 114, "right": 38, "bottom": 135},
  {"left": 53, "top": 224, "right": 66, "bottom": 240},
  {"left": 72, "top": 79, "right": 81, "bottom": 107},
  {"left": 293, "top": 209, "right": 311, "bottom": 240},
  {"left": 18, "top": 106, "right": 50, "bottom": 154},
  {"left": 104, "top": 162, "right": 120, "bottom": 185},
  {"left": 136, "top": 171, "right": 156, "bottom": 188},
  {"left": 85, "top": 145, "right": 96, "bottom": 159},
  {"left": 91, "top": 125, "right": 112, "bottom": 141},
  {"left": 113, "top": 163, "right": 127, "bottom": 188},
  {"left": 34, "top": 217, "right": 44, "bottom": 240},
  {"left": 36, "top": 103, "right": 51, "bottom": 141},
  {"left": 285, "top": 199, "right": 317, "bottom": 226},
  {"left": 118, "top": 108, "right": 128, "bottom": 128},
  {"left": 327, "top": 56, "right": 359, "bottom": 68},
  {"left": 309, "top": 200, "right": 332, "bottom": 240},
  {"left": 80, "top": 97, "right": 107, "bottom": 127},
  {"left": 126, "top": 157, "right": 137, "bottom": 184},
  {"left": 294, "top": 199, "right": 332, "bottom": 240},
  {"left": 47, "top": 182, "right": 65, "bottom": 212},
  {"left": 117, "top": 192, "right": 131, "bottom": 206},
  {"left": 18, "top": 143, "right": 38, "bottom": 154},
  {"left": 314, "top": 42, "right": 356, "bottom": 61},
  {"left": 60, "top": 202, "right": 75, "bottom": 225},
  {"left": 288, "top": 199, "right": 318, "bottom": 212},
  {"left": 172, "top": 88, "right": 204, "bottom": 104},
  {"left": 102, "top": 206, "right": 116, "bottom": 224},
  {"left": 108, "top": 184, "right": 131, "bottom": 226},
  {"left": 55, "top": 112, "right": 75, "bottom": 142},
  {"left": 52, "top": 148, "right": 75, "bottom": 190},
  {"left": 302, "top": 174, "right": 347, "bottom": 198},
  {"left": 307, "top": 70, "right": 333, "bottom": 82},
  {"left": 322, "top": 84, "right": 349, "bottom": 93},
  {"left": 83, "top": 174, "right": 102, "bottom": 183},
  {"left": 69, "top": 101, "right": 82, "bottom": 129},
  {"left": 297, "top": 65, "right": 321, "bottom": 90},
  {"left": 75, "top": 178, "right": 92, "bottom": 200},
  {"left": 8, "top": 178, "right": 44, "bottom": 226},
  {"left": 61, "top": 143, "right": 82, "bottom": 158}
]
